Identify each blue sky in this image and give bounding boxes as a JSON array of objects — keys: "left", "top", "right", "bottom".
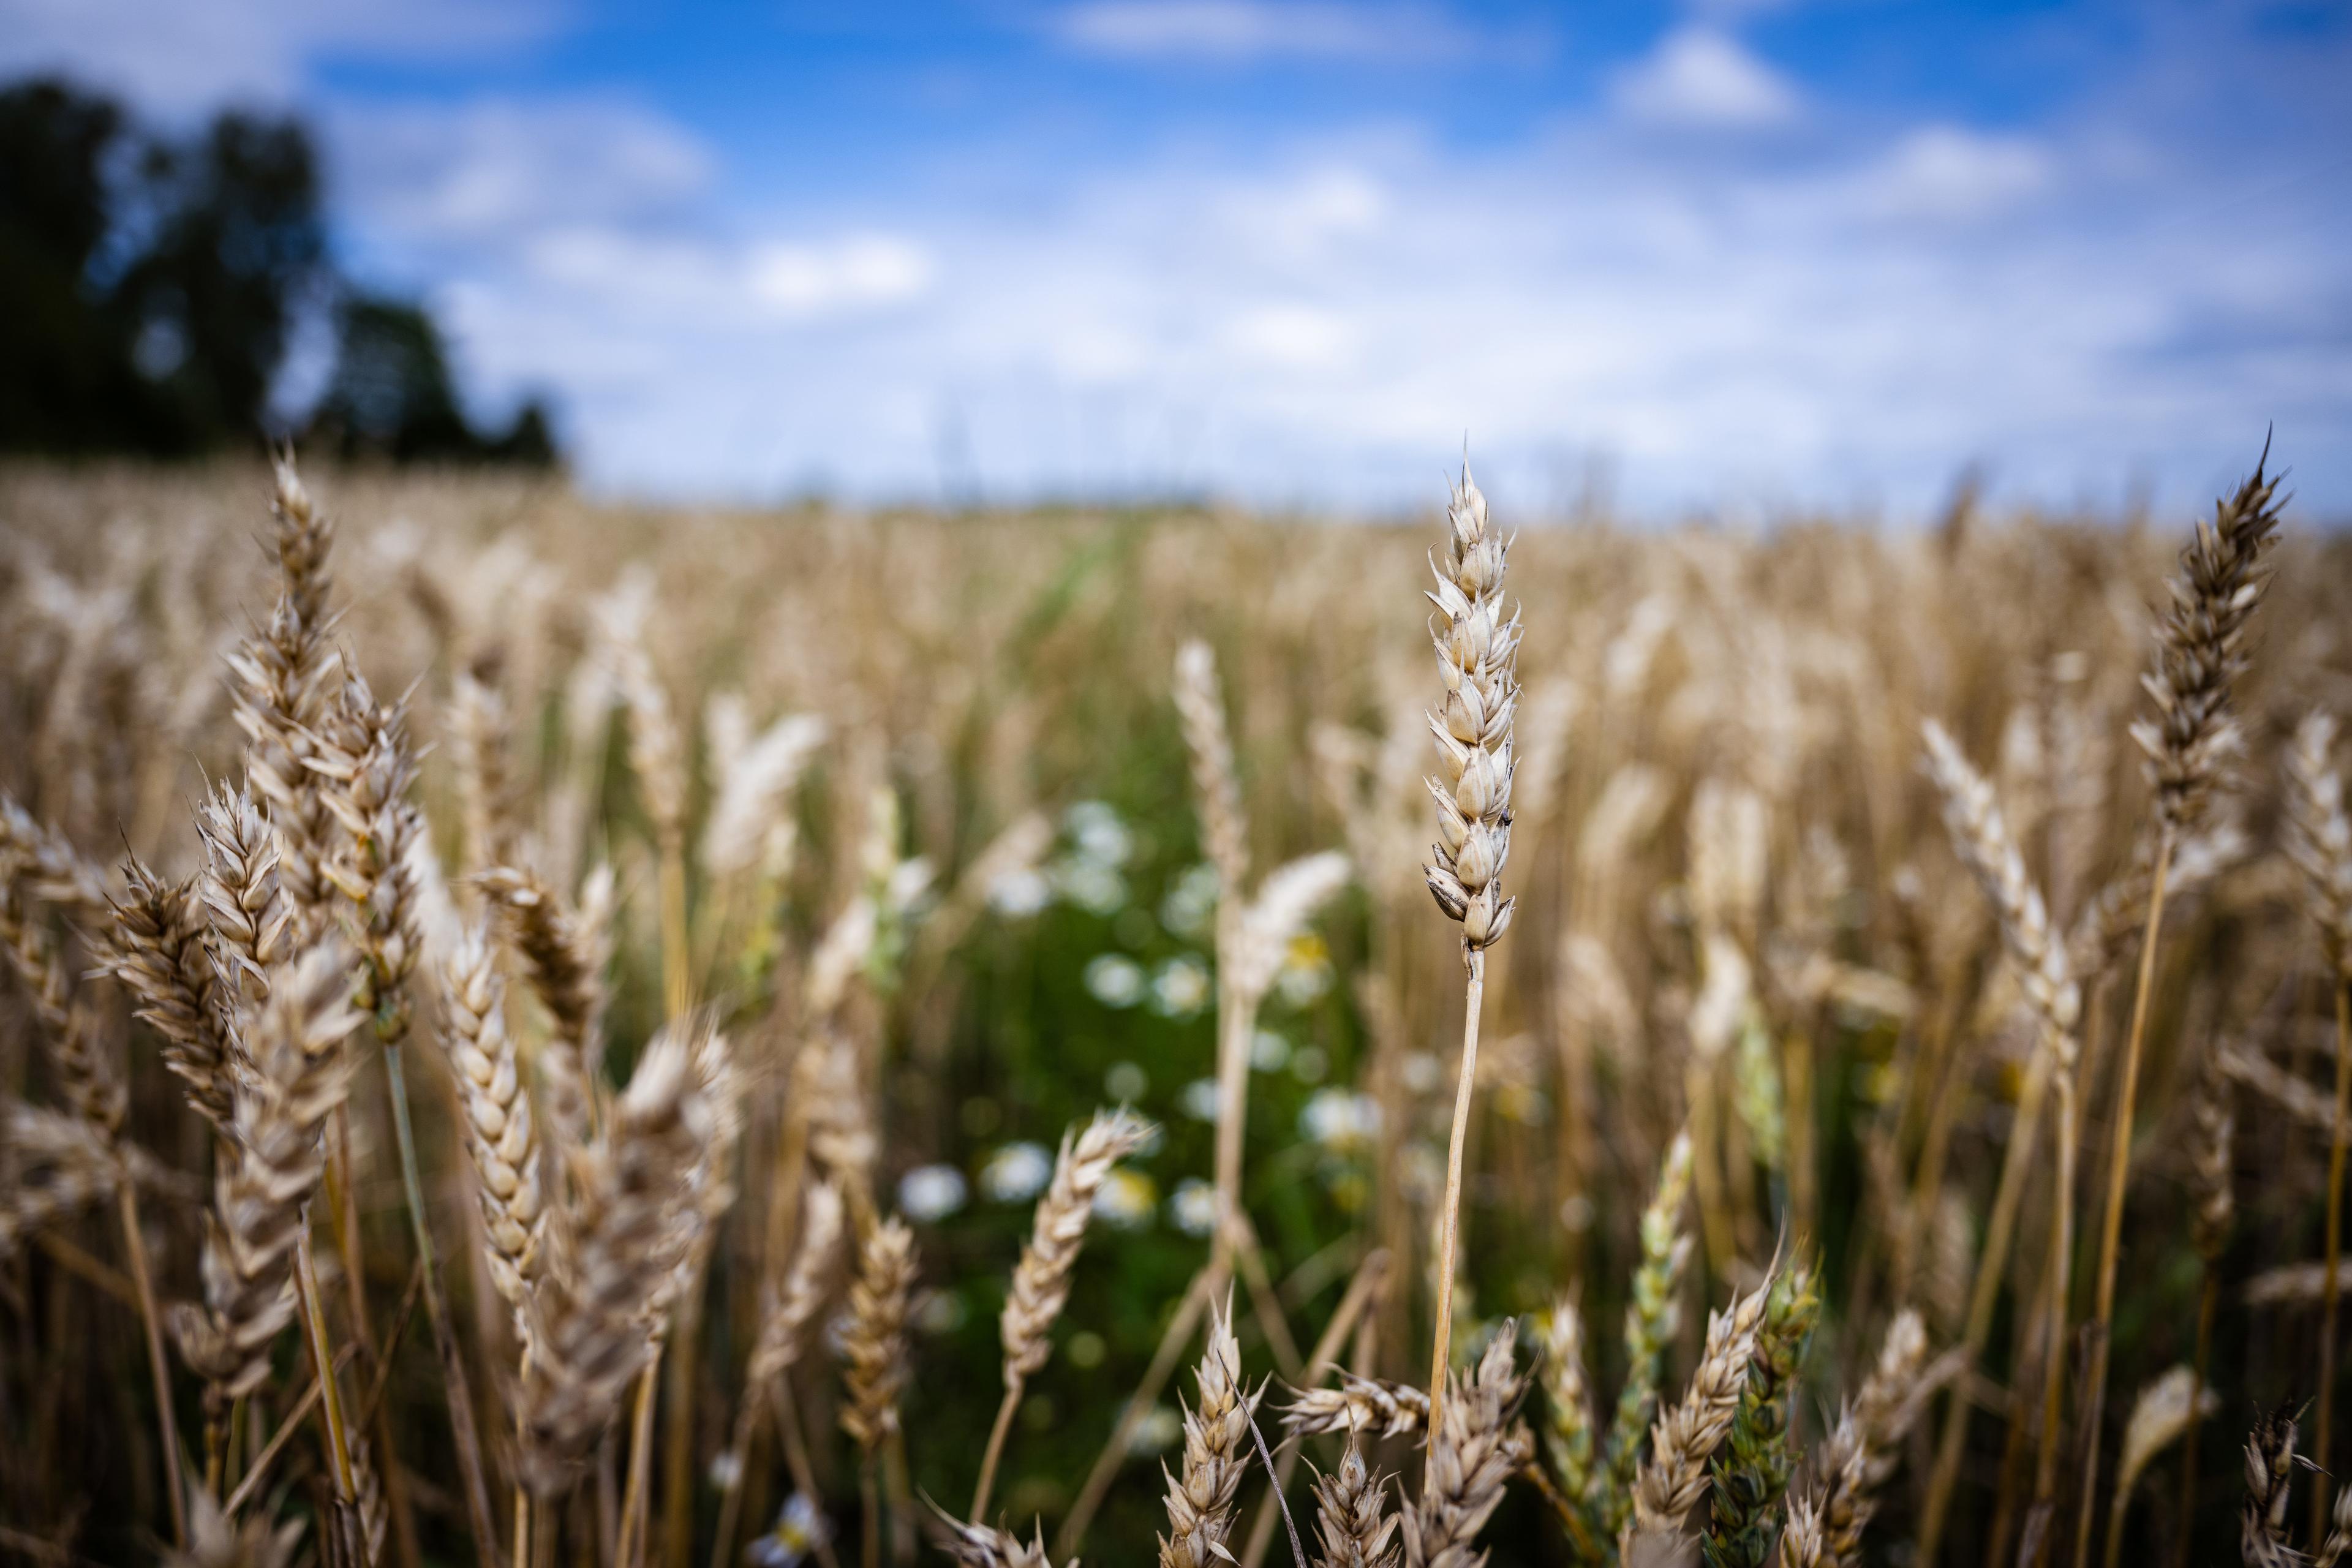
[{"left": 6, "top": 0, "right": 2348, "bottom": 516}]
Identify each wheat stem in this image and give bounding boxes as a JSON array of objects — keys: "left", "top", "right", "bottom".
[
  {"left": 386, "top": 1038, "right": 506, "bottom": 1568},
  {"left": 2034, "top": 1073, "right": 2078, "bottom": 1513},
  {"left": 1918, "top": 1040, "right": 2054, "bottom": 1559},
  {"left": 2070, "top": 831, "right": 2171, "bottom": 1568},
  {"left": 1428, "top": 949, "right": 1485, "bottom": 1460},
  {"left": 115, "top": 1180, "right": 187, "bottom": 1546},
  {"left": 297, "top": 1229, "right": 359, "bottom": 1503},
  {"left": 2320, "top": 976, "right": 2352, "bottom": 1543},
  {"left": 971, "top": 1384, "right": 1021, "bottom": 1524}
]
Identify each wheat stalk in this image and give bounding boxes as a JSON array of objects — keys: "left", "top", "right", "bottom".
[
  {"left": 840, "top": 1216, "right": 917, "bottom": 1568},
  {"left": 451, "top": 654, "right": 522, "bottom": 878},
  {"left": 2077, "top": 451, "right": 2288, "bottom": 1568},
  {"left": 2176, "top": 1037, "right": 2239, "bottom": 1568},
  {"left": 1419, "top": 461, "right": 1520, "bottom": 1446},
  {"left": 971, "top": 1105, "right": 1153, "bottom": 1521},
  {"left": 1159, "top": 1299, "right": 1252, "bottom": 1568},
  {"left": 1283, "top": 1374, "right": 1431, "bottom": 1441}
]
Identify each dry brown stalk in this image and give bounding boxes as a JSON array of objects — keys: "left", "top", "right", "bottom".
[
  {"left": 1915, "top": 720, "right": 2080, "bottom": 1562},
  {"left": 1310, "top": 1441, "right": 1401, "bottom": 1568},
  {"left": 712, "top": 1180, "right": 846, "bottom": 1568},
  {"left": 1622, "top": 1280, "right": 1770, "bottom": 1556},
  {"left": 2176, "top": 1039, "right": 2238, "bottom": 1568},
  {"left": 1420, "top": 462, "right": 1519, "bottom": 1441},
  {"left": 971, "top": 1106, "right": 1153, "bottom": 1522},
  {"left": 1159, "top": 1300, "right": 1252, "bottom": 1568},
  {"left": 2289, "top": 710, "right": 2352, "bottom": 1537},
  {"left": 1402, "top": 1325, "right": 1529, "bottom": 1568},
  {"left": 104, "top": 854, "right": 238, "bottom": 1129},
  {"left": 2082, "top": 453, "right": 2286, "bottom": 1568}
]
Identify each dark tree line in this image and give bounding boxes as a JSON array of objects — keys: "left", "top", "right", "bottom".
[{"left": 1, "top": 75, "right": 556, "bottom": 466}]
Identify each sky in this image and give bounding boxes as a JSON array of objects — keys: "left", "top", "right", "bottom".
[{"left": 4, "top": 0, "right": 2349, "bottom": 517}]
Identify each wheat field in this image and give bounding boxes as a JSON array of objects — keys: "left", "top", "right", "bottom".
[{"left": 1, "top": 455, "right": 2348, "bottom": 1568}]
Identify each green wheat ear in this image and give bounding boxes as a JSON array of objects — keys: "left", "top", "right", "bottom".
[{"left": 1701, "top": 1260, "right": 1820, "bottom": 1568}]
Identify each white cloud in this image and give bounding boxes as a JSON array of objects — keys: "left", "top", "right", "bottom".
[
  {"left": 1611, "top": 28, "right": 1802, "bottom": 129},
  {"left": 748, "top": 237, "right": 935, "bottom": 318},
  {"left": 1852, "top": 126, "right": 2052, "bottom": 224},
  {"left": 0, "top": 0, "right": 559, "bottom": 115},
  {"left": 332, "top": 97, "right": 712, "bottom": 245},
  {"left": 1220, "top": 303, "right": 1355, "bottom": 369},
  {"left": 1057, "top": 1, "right": 1471, "bottom": 62}
]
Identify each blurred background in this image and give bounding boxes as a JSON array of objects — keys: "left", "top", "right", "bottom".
[
  {"left": 4, "top": 0, "right": 2349, "bottom": 516},
  {"left": 7, "top": 8, "right": 2352, "bottom": 1568}
]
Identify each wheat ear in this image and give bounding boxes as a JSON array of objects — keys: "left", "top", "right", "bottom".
[
  {"left": 198, "top": 783, "right": 291, "bottom": 1006},
  {"left": 1702, "top": 1262, "right": 1821, "bottom": 1568},
  {"left": 1623, "top": 1280, "right": 1771, "bottom": 1559},
  {"left": 481, "top": 863, "right": 609, "bottom": 1152},
  {"left": 1811, "top": 1310, "right": 1946, "bottom": 1567},
  {"left": 1159, "top": 1299, "right": 1252, "bottom": 1568},
  {"left": 101, "top": 856, "right": 238, "bottom": 1130},
  {"left": 225, "top": 454, "right": 343, "bottom": 938},
  {"left": 169, "top": 937, "right": 361, "bottom": 1399},
  {"left": 1404, "top": 1324, "right": 1529, "bottom": 1568},
  {"left": 1539, "top": 1296, "right": 1597, "bottom": 1507},
  {"left": 439, "top": 921, "right": 544, "bottom": 1338},
  {"left": 2078, "top": 451, "right": 2288, "bottom": 1568},
  {"left": 1593, "top": 1133, "right": 1694, "bottom": 1539},
  {"left": 451, "top": 652, "right": 521, "bottom": 876},
  {"left": 1916, "top": 719, "right": 2079, "bottom": 1559},
  {"left": 928, "top": 1509, "right": 1060, "bottom": 1568},
  {"left": 0, "top": 1099, "right": 120, "bottom": 1261},
  {"left": 1311, "top": 1440, "right": 1401, "bottom": 1568},
  {"left": 519, "top": 1022, "right": 714, "bottom": 1493},
  {"left": 1420, "top": 462, "right": 1520, "bottom": 1442},
  {"left": 840, "top": 1216, "right": 918, "bottom": 1568},
  {"left": 2241, "top": 1405, "right": 2299, "bottom": 1568},
  {"left": 971, "top": 1106, "right": 1153, "bottom": 1521},
  {"left": 2106, "top": 1365, "right": 2216, "bottom": 1568}
]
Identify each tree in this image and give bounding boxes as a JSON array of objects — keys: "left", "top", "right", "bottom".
[{"left": 314, "top": 295, "right": 559, "bottom": 468}]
